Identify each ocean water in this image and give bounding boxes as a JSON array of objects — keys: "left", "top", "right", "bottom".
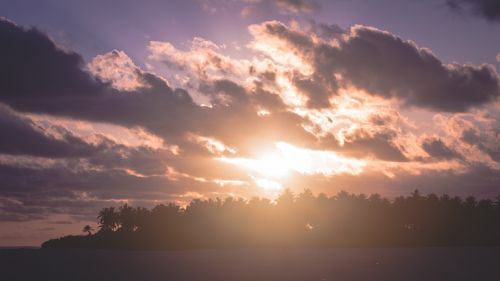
[{"left": 0, "top": 247, "right": 499, "bottom": 281}]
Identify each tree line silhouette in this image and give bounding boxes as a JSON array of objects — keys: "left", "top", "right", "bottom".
[{"left": 42, "top": 189, "right": 500, "bottom": 249}]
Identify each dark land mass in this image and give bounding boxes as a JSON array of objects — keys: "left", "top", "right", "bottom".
[
  {"left": 1, "top": 247, "right": 500, "bottom": 281},
  {"left": 42, "top": 190, "right": 500, "bottom": 250}
]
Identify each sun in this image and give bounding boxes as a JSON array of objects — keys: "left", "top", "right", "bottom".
[
  {"left": 218, "top": 151, "right": 290, "bottom": 180},
  {"left": 253, "top": 153, "right": 290, "bottom": 178},
  {"left": 217, "top": 142, "right": 366, "bottom": 191}
]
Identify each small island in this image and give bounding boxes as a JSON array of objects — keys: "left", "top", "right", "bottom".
[{"left": 42, "top": 189, "right": 500, "bottom": 250}]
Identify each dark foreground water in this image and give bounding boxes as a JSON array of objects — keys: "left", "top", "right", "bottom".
[{"left": 1, "top": 247, "right": 500, "bottom": 281}]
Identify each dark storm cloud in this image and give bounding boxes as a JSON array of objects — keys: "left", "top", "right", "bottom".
[
  {"left": 254, "top": 21, "right": 500, "bottom": 111},
  {"left": 446, "top": 0, "right": 500, "bottom": 22},
  {"left": 422, "top": 137, "right": 461, "bottom": 160}
]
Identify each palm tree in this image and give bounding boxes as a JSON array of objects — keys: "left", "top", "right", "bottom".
[
  {"left": 118, "top": 204, "right": 136, "bottom": 232},
  {"left": 276, "top": 188, "right": 295, "bottom": 207},
  {"left": 82, "top": 225, "right": 94, "bottom": 236},
  {"left": 98, "top": 207, "right": 119, "bottom": 232}
]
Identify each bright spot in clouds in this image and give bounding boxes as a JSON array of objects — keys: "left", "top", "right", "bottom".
[
  {"left": 219, "top": 152, "right": 289, "bottom": 179},
  {"left": 254, "top": 178, "right": 283, "bottom": 191},
  {"left": 218, "top": 142, "right": 366, "bottom": 188},
  {"left": 274, "top": 142, "right": 366, "bottom": 175}
]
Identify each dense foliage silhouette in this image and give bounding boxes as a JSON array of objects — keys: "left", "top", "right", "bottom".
[{"left": 42, "top": 189, "right": 500, "bottom": 249}]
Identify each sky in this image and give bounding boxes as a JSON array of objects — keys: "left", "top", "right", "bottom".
[{"left": 0, "top": 0, "right": 500, "bottom": 246}]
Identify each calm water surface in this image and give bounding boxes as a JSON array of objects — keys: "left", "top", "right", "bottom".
[{"left": 1, "top": 247, "right": 499, "bottom": 281}]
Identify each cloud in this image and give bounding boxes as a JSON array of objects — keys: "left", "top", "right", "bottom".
[
  {"left": 446, "top": 0, "right": 500, "bottom": 22},
  {"left": 0, "top": 197, "right": 47, "bottom": 222},
  {"left": 240, "top": 6, "right": 257, "bottom": 18},
  {"left": 0, "top": 109, "right": 188, "bottom": 179},
  {"left": 2, "top": 16, "right": 500, "bottom": 242},
  {"left": 275, "top": 0, "right": 320, "bottom": 13},
  {"left": 430, "top": 112, "right": 500, "bottom": 166},
  {"left": 0, "top": 105, "right": 100, "bottom": 158},
  {"left": 340, "top": 130, "right": 409, "bottom": 162},
  {"left": 88, "top": 50, "right": 146, "bottom": 91},
  {"left": 461, "top": 127, "right": 500, "bottom": 163},
  {"left": 249, "top": 21, "right": 500, "bottom": 112},
  {"left": 0, "top": 18, "right": 313, "bottom": 154},
  {"left": 0, "top": 103, "right": 175, "bottom": 177},
  {"left": 0, "top": 19, "right": 195, "bottom": 136},
  {"left": 422, "top": 137, "right": 461, "bottom": 160},
  {"left": 307, "top": 20, "right": 345, "bottom": 40},
  {"left": 292, "top": 75, "right": 332, "bottom": 108},
  {"left": 0, "top": 18, "right": 111, "bottom": 101},
  {"left": 0, "top": 19, "right": 317, "bottom": 228},
  {"left": 2, "top": 17, "right": 498, "bottom": 177},
  {"left": 0, "top": 153, "right": 273, "bottom": 226},
  {"left": 197, "top": 0, "right": 319, "bottom": 16},
  {"left": 148, "top": 37, "right": 243, "bottom": 80}
]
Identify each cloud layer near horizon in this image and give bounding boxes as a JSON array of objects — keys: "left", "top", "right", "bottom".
[{"left": 1, "top": 17, "right": 500, "bottom": 245}]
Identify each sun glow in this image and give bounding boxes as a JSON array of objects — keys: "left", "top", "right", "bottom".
[
  {"left": 218, "top": 152, "right": 289, "bottom": 179},
  {"left": 254, "top": 178, "right": 283, "bottom": 190},
  {"left": 217, "top": 142, "right": 366, "bottom": 189}
]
